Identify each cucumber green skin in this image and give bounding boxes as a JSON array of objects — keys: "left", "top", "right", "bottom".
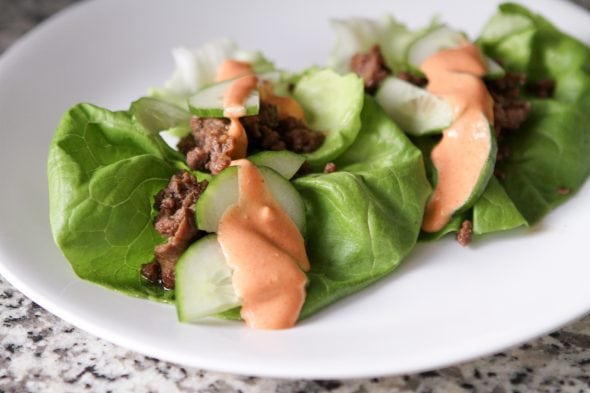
[
  {"left": 248, "top": 150, "right": 305, "bottom": 179},
  {"left": 195, "top": 164, "right": 307, "bottom": 235},
  {"left": 130, "top": 96, "right": 191, "bottom": 134},
  {"left": 188, "top": 104, "right": 259, "bottom": 118},
  {"left": 458, "top": 123, "right": 497, "bottom": 214}
]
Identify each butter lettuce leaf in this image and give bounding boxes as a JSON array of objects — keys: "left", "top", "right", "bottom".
[
  {"left": 295, "top": 97, "right": 431, "bottom": 317},
  {"left": 48, "top": 103, "right": 187, "bottom": 301},
  {"left": 472, "top": 176, "right": 527, "bottom": 235},
  {"left": 293, "top": 69, "right": 364, "bottom": 169},
  {"left": 479, "top": 3, "right": 590, "bottom": 224}
]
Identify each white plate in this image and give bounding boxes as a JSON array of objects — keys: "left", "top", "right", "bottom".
[{"left": 1, "top": 0, "right": 589, "bottom": 379}]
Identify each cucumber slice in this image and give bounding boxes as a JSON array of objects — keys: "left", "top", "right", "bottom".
[
  {"left": 130, "top": 97, "right": 191, "bottom": 135},
  {"left": 375, "top": 76, "right": 452, "bottom": 136},
  {"left": 484, "top": 57, "right": 505, "bottom": 79},
  {"left": 407, "top": 25, "right": 464, "bottom": 68},
  {"left": 188, "top": 78, "right": 260, "bottom": 118},
  {"left": 249, "top": 151, "right": 305, "bottom": 179},
  {"left": 196, "top": 166, "right": 240, "bottom": 232},
  {"left": 196, "top": 164, "right": 306, "bottom": 234},
  {"left": 175, "top": 234, "right": 240, "bottom": 322},
  {"left": 407, "top": 25, "right": 505, "bottom": 78}
]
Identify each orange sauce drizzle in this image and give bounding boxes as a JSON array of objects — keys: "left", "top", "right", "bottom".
[
  {"left": 218, "top": 160, "right": 309, "bottom": 329},
  {"left": 420, "top": 44, "right": 495, "bottom": 232},
  {"left": 215, "top": 60, "right": 257, "bottom": 159}
]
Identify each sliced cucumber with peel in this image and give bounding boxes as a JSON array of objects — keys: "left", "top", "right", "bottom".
[
  {"left": 188, "top": 78, "right": 260, "bottom": 118},
  {"left": 248, "top": 150, "right": 305, "bottom": 179},
  {"left": 375, "top": 76, "right": 452, "bottom": 136},
  {"left": 196, "top": 164, "right": 306, "bottom": 234},
  {"left": 406, "top": 24, "right": 505, "bottom": 79},
  {"left": 483, "top": 57, "right": 504, "bottom": 79},
  {"left": 175, "top": 234, "right": 240, "bottom": 322},
  {"left": 130, "top": 97, "right": 191, "bottom": 135}
]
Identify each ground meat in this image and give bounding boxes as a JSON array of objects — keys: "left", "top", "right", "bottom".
[
  {"left": 240, "top": 101, "right": 284, "bottom": 151},
  {"left": 140, "top": 261, "right": 161, "bottom": 284},
  {"left": 241, "top": 101, "right": 324, "bottom": 153},
  {"left": 456, "top": 220, "right": 473, "bottom": 247},
  {"left": 178, "top": 117, "right": 234, "bottom": 175},
  {"left": 179, "top": 102, "right": 324, "bottom": 173},
  {"left": 151, "top": 171, "right": 208, "bottom": 289},
  {"left": 350, "top": 44, "right": 391, "bottom": 93},
  {"left": 493, "top": 100, "right": 531, "bottom": 133},
  {"left": 323, "top": 162, "right": 337, "bottom": 173},
  {"left": 526, "top": 78, "right": 555, "bottom": 98},
  {"left": 396, "top": 71, "right": 428, "bottom": 88},
  {"left": 276, "top": 117, "right": 325, "bottom": 153},
  {"left": 486, "top": 72, "right": 532, "bottom": 162},
  {"left": 487, "top": 72, "right": 526, "bottom": 101}
]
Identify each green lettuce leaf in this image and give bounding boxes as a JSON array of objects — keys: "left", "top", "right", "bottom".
[
  {"left": 48, "top": 103, "right": 187, "bottom": 301},
  {"left": 293, "top": 69, "right": 364, "bottom": 168},
  {"left": 472, "top": 176, "right": 527, "bottom": 235},
  {"left": 130, "top": 96, "right": 192, "bottom": 136},
  {"left": 479, "top": 3, "right": 590, "bottom": 224},
  {"left": 295, "top": 97, "right": 431, "bottom": 317}
]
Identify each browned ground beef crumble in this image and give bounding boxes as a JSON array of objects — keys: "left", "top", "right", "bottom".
[
  {"left": 177, "top": 117, "right": 235, "bottom": 175},
  {"left": 323, "top": 162, "right": 337, "bottom": 174},
  {"left": 396, "top": 71, "right": 428, "bottom": 88},
  {"left": 242, "top": 101, "right": 325, "bottom": 153},
  {"left": 526, "top": 78, "right": 555, "bottom": 98},
  {"left": 350, "top": 44, "right": 391, "bottom": 93},
  {"left": 143, "top": 171, "right": 208, "bottom": 289},
  {"left": 486, "top": 72, "right": 532, "bottom": 137},
  {"left": 456, "top": 220, "right": 473, "bottom": 246},
  {"left": 178, "top": 101, "right": 324, "bottom": 175}
]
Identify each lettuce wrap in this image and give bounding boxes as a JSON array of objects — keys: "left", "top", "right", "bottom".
[
  {"left": 48, "top": 58, "right": 431, "bottom": 317},
  {"left": 329, "top": 2, "right": 590, "bottom": 239}
]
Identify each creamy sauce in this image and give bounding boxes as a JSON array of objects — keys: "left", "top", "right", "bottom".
[
  {"left": 227, "top": 118, "right": 248, "bottom": 160},
  {"left": 215, "top": 60, "right": 258, "bottom": 160},
  {"left": 259, "top": 81, "right": 306, "bottom": 120},
  {"left": 215, "top": 60, "right": 253, "bottom": 82},
  {"left": 421, "top": 44, "right": 494, "bottom": 232},
  {"left": 223, "top": 74, "right": 258, "bottom": 118},
  {"left": 217, "top": 160, "right": 310, "bottom": 329}
]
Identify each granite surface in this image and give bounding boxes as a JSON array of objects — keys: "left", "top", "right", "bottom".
[{"left": 1, "top": 1, "right": 590, "bottom": 392}]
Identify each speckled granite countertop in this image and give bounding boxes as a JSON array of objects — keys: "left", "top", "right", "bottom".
[{"left": 1, "top": 1, "right": 590, "bottom": 392}]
